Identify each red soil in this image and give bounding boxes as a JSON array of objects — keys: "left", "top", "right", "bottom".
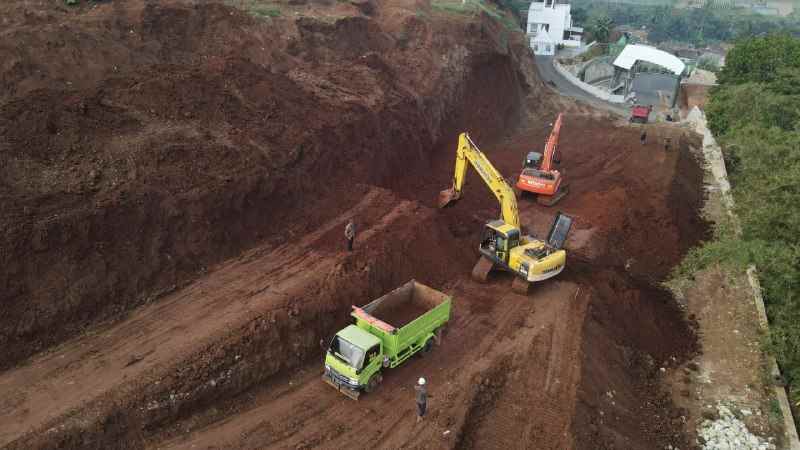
[{"left": 0, "top": 1, "right": 709, "bottom": 449}]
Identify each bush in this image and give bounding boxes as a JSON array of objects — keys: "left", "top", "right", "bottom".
[{"left": 697, "top": 33, "right": 800, "bottom": 429}]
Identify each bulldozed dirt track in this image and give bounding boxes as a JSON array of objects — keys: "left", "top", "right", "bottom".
[{"left": 0, "top": 1, "right": 708, "bottom": 449}]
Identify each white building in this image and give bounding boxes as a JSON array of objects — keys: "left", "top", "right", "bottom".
[{"left": 526, "top": 0, "right": 583, "bottom": 56}]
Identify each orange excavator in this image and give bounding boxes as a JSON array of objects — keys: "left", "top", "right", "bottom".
[{"left": 515, "top": 113, "right": 568, "bottom": 206}]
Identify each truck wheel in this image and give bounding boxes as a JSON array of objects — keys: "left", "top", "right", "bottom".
[
  {"left": 421, "top": 338, "right": 434, "bottom": 355},
  {"left": 365, "top": 374, "right": 379, "bottom": 393}
]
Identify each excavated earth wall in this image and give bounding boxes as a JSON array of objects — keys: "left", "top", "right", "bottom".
[
  {"left": 0, "top": 1, "right": 711, "bottom": 449},
  {"left": 0, "top": 0, "right": 533, "bottom": 370}
]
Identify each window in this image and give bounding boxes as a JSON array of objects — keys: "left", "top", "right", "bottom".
[
  {"left": 330, "top": 336, "right": 366, "bottom": 370},
  {"left": 366, "top": 344, "right": 380, "bottom": 364},
  {"left": 495, "top": 235, "right": 506, "bottom": 252},
  {"left": 480, "top": 227, "right": 497, "bottom": 251}
]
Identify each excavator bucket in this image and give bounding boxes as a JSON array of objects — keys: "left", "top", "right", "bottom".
[
  {"left": 438, "top": 188, "right": 460, "bottom": 208},
  {"left": 537, "top": 184, "right": 570, "bottom": 207}
]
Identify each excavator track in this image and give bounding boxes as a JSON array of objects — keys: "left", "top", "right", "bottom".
[
  {"left": 511, "top": 277, "right": 530, "bottom": 294},
  {"left": 537, "top": 184, "right": 570, "bottom": 207},
  {"left": 471, "top": 256, "right": 494, "bottom": 283}
]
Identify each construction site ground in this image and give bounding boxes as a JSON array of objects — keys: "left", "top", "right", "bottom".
[{"left": 0, "top": 1, "right": 768, "bottom": 449}]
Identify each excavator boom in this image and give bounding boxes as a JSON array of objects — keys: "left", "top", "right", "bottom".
[
  {"left": 516, "top": 113, "right": 568, "bottom": 206},
  {"left": 439, "top": 131, "right": 573, "bottom": 289},
  {"left": 540, "top": 113, "right": 562, "bottom": 172},
  {"left": 438, "top": 133, "right": 520, "bottom": 229}
]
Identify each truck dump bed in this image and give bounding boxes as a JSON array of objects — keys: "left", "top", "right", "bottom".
[
  {"left": 355, "top": 281, "right": 449, "bottom": 330},
  {"left": 351, "top": 280, "right": 451, "bottom": 364}
]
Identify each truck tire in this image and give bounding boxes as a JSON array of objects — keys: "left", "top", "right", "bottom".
[
  {"left": 421, "top": 338, "right": 434, "bottom": 355},
  {"left": 365, "top": 374, "right": 380, "bottom": 393}
]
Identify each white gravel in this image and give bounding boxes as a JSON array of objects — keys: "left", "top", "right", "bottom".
[{"left": 698, "top": 404, "right": 775, "bottom": 450}]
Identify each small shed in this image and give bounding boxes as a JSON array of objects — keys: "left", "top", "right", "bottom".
[{"left": 613, "top": 44, "right": 686, "bottom": 76}]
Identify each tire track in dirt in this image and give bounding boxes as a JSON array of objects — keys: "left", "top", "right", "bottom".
[
  {"left": 455, "top": 284, "right": 585, "bottom": 450},
  {"left": 157, "top": 281, "right": 579, "bottom": 450},
  {"left": 0, "top": 186, "right": 454, "bottom": 449}
]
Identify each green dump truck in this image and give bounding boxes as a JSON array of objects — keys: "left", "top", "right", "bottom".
[{"left": 322, "top": 280, "right": 452, "bottom": 399}]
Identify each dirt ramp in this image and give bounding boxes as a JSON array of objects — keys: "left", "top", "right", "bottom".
[{"left": 1, "top": 187, "right": 476, "bottom": 450}]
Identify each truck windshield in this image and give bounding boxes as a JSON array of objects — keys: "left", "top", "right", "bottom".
[{"left": 330, "top": 336, "right": 366, "bottom": 370}]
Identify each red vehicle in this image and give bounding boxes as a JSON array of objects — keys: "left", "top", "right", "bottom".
[
  {"left": 515, "top": 113, "right": 568, "bottom": 206},
  {"left": 629, "top": 104, "right": 653, "bottom": 123}
]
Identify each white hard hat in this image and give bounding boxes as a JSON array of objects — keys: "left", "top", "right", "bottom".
[{"left": 418, "top": 377, "right": 426, "bottom": 385}]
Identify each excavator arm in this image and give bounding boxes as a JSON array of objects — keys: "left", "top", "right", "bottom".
[
  {"left": 438, "top": 133, "right": 520, "bottom": 229},
  {"left": 540, "top": 113, "right": 562, "bottom": 172}
]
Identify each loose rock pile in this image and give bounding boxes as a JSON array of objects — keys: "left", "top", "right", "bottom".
[{"left": 698, "top": 404, "right": 775, "bottom": 450}]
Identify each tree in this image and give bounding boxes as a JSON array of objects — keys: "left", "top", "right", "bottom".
[
  {"left": 571, "top": 7, "right": 588, "bottom": 26},
  {"left": 718, "top": 33, "right": 800, "bottom": 85},
  {"left": 700, "top": 35, "right": 800, "bottom": 427},
  {"left": 587, "top": 14, "right": 614, "bottom": 43}
]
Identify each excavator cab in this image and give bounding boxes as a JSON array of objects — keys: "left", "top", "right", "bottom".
[
  {"left": 479, "top": 220, "right": 520, "bottom": 264},
  {"left": 524, "top": 152, "right": 542, "bottom": 170}
]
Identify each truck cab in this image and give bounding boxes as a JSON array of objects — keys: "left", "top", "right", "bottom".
[{"left": 324, "top": 325, "right": 384, "bottom": 399}]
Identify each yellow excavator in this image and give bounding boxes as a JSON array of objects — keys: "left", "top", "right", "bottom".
[{"left": 438, "top": 132, "right": 573, "bottom": 293}]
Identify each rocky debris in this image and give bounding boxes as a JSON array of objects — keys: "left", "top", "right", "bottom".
[
  {"left": 685, "top": 68, "right": 717, "bottom": 86},
  {"left": 698, "top": 404, "right": 774, "bottom": 450}
]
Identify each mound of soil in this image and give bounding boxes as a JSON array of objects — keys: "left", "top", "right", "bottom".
[
  {"left": 369, "top": 302, "right": 430, "bottom": 328},
  {"left": 0, "top": 0, "right": 536, "bottom": 370}
]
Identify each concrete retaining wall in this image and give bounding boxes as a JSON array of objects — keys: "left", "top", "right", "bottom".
[
  {"left": 580, "top": 56, "right": 615, "bottom": 84},
  {"left": 553, "top": 58, "right": 626, "bottom": 103}
]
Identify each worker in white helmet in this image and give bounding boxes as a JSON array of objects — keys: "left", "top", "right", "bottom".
[{"left": 415, "top": 377, "right": 427, "bottom": 423}]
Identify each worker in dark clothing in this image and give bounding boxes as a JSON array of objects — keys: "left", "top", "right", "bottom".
[
  {"left": 415, "top": 377, "right": 427, "bottom": 423},
  {"left": 664, "top": 137, "right": 672, "bottom": 151},
  {"left": 345, "top": 219, "right": 356, "bottom": 252},
  {"left": 640, "top": 130, "right": 647, "bottom": 145}
]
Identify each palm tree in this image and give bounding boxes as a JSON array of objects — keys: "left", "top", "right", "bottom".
[{"left": 588, "top": 15, "right": 614, "bottom": 43}]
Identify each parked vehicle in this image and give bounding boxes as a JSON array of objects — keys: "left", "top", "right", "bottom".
[{"left": 322, "top": 280, "right": 451, "bottom": 399}]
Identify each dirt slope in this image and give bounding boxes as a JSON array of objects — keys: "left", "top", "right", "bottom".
[
  {"left": 0, "top": 0, "right": 535, "bottom": 369},
  {"left": 0, "top": 1, "right": 710, "bottom": 449}
]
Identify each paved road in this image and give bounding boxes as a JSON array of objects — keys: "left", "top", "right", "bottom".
[{"left": 534, "top": 55, "right": 629, "bottom": 117}]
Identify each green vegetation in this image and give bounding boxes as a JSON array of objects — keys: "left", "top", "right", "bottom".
[
  {"left": 697, "top": 54, "right": 722, "bottom": 72},
  {"left": 571, "top": 0, "right": 800, "bottom": 45},
  {"left": 678, "top": 33, "right": 800, "bottom": 427},
  {"left": 431, "top": 0, "right": 522, "bottom": 31},
  {"left": 228, "top": 0, "right": 282, "bottom": 19},
  {"left": 587, "top": 14, "right": 615, "bottom": 42}
]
